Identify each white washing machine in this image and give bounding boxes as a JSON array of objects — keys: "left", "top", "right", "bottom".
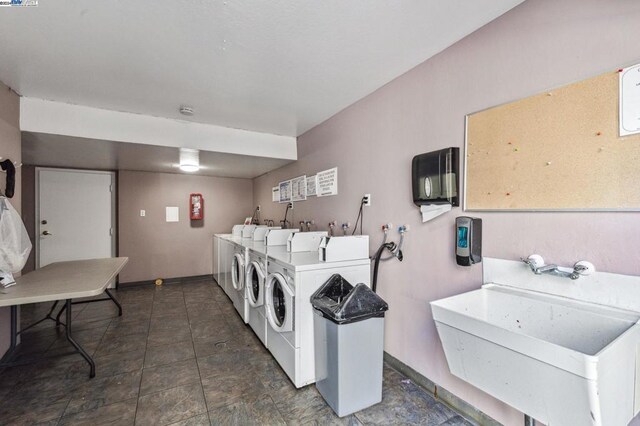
[
  {"left": 245, "top": 237, "right": 290, "bottom": 346},
  {"left": 215, "top": 235, "right": 236, "bottom": 299},
  {"left": 245, "top": 243, "right": 269, "bottom": 344},
  {"left": 213, "top": 234, "right": 232, "bottom": 290},
  {"left": 228, "top": 237, "right": 249, "bottom": 322},
  {"left": 265, "top": 250, "right": 370, "bottom": 388}
]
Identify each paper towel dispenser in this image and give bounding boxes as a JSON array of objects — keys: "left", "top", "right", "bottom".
[{"left": 412, "top": 147, "right": 459, "bottom": 207}]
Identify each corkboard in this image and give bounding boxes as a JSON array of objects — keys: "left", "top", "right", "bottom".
[{"left": 465, "top": 70, "right": 640, "bottom": 210}]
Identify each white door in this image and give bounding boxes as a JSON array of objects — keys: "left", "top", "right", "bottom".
[
  {"left": 37, "top": 168, "right": 115, "bottom": 268},
  {"left": 265, "top": 272, "right": 294, "bottom": 332},
  {"left": 246, "top": 260, "right": 265, "bottom": 307}
]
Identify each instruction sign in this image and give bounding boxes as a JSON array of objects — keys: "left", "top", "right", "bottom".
[
  {"left": 316, "top": 167, "right": 338, "bottom": 197},
  {"left": 620, "top": 63, "right": 640, "bottom": 136},
  {"left": 279, "top": 180, "right": 292, "bottom": 203},
  {"left": 291, "top": 175, "right": 307, "bottom": 202},
  {"left": 306, "top": 175, "right": 317, "bottom": 197},
  {"left": 272, "top": 187, "right": 280, "bottom": 202}
]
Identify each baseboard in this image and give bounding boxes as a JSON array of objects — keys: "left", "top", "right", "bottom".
[
  {"left": 383, "top": 352, "right": 501, "bottom": 426},
  {"left": 118, "top": 274, "right": 213, "bottom": 288}
]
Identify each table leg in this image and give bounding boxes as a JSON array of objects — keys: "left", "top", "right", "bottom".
[
  {"left": 64, "top": 299, "right": 95, "bottom": 378},
  {"left": 104, "top": 288, "right": 122, "bottom": 316},
  {"left": 0, "top": 306, "right": 18, "bottom": 365},
  {"left": 9, "top": 305, "right": 17, "bottom": 352},
  {"left": 55, "top": 302, "right": 66, "bottom": 326}
]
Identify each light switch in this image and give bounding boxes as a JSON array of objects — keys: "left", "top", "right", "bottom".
[{"left": 140, "top": 210, "right": 146, "bottom": 217}]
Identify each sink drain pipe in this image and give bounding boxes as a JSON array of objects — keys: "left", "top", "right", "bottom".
[{"left": 524, "top": 415, "right": 535, "bottom": 426}]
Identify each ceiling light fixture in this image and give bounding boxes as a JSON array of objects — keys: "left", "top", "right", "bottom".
[
  {"left": 179, "top": 105, "right": 194, "bottom": 116},
  {"left": 179, "top": 148, "right": 200, "bottom": 172}
]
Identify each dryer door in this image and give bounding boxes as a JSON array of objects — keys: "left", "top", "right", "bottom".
[
  {"left": 265, "top": 272, "right": 294, "bottom": 332},
  {"left": 246, "top": 260, "right": 265, "bottom": 307},
  {"left": 231, "top": 252, "right": 245, "bottom": 291}
]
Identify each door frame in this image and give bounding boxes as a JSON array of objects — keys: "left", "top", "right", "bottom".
[{"left": 35, "top": 167, "right": 117, "bottom": 269}]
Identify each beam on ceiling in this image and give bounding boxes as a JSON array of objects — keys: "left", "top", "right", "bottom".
[{"left": 20, "top": 97, "right": 297, "bottom": 160}]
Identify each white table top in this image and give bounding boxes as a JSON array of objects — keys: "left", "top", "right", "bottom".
[{"left": 0, "top": 257, "right": 129, "bottom": 307}]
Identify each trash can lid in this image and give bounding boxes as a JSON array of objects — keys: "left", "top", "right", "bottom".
[{"left": 310, "top": 274, "right": 388, "bottom": 324}]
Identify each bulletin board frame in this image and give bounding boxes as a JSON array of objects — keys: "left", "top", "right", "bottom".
[{"left": 464, "top": 65, "right": 640, "bottom": 212}]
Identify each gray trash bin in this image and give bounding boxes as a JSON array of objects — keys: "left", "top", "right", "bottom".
[{"left": 311, "top": 274, "right": 389, "bottom": 417}]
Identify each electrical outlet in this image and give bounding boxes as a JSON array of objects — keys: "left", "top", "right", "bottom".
[
  {"left": 140, "top": 210, "right": 146, "bottom": 217},
  {"left": 363, "top": 194, "right": 371, "bottom": 206}
]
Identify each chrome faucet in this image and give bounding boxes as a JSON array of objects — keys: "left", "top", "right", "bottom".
[{"left": 521, "top": 255, "right": 594, "bottom": 280}]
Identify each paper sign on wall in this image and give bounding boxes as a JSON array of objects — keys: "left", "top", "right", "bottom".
[
  {"left": 306, "top": 175, "right": 317, "bottom": 197},
  {"left": 165, "top": 206, "right": 179, "bottom": 222},
  {"left": 316, "top": 167, "right": 338, "bottom": 197},
  {"left": 279, "top": 180, "right": 292, "bottom": 203},
  {"left": 272, "top": 187, "right": 280, "bottom": 202},
  {"left": 291, "top": 175, "right": 307, "bottom": 202},
  {"left": 620, "top": 63, "right": 640, "bottom": 136}
]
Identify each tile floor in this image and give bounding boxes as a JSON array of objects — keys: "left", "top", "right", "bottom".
[{"left": 0, "top": 279, "right": 474, "bottom": 425}]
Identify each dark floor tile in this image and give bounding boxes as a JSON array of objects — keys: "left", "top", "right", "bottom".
[
  {"left": 59, "top": 398, "right": 137, "bottom": 425},
  {"left": 136, "top": 383, "right": 207, "bottom": 426},
  {"left": 272, "top": 385, "right": 336, "bottom": 425},
  {"left": 48, "top": 326, "right": 108, "bottom": 350},
  {"left": 144, "top": 340, "right": 195, "bottom": 367},
  {"left": 150, "top": 310, "right": 189, "bottom": 323},
  {"left": 209, "top": 395, "right": 285, "bottom": 426},
  {"left": 196, "top": 350, "right": 257, "bottom": 379},
  {"left": 189, "top": 319, "right": 232, "bottom": 340},
  {"left": 147, "top": 327, "right": 192, "bottom": 346},
  {"left": 1, "top": 399, "right": 68, "bottom": 426},
  {"left": 140, "top": 358, "right": 200, "bottom": 396},
  {"left": 149, "top": 317, "right": 190, "bottom": 333},
  {"left": 201, "top": 372, "right": 269, "bottom": 411},
  {"left": 93, "top": 348, "right": 145, "bottom": 378},
  {"left": 105, "top": 318, "right": 150, "bottom": 337},
  {"left": 192, "top": 336, "right": 250, "bottom": 358},
  {"left": 72, "top": 317, "right": 114, "bottom": 332},
  {"left": 168, "top": 413, "right": 210, "bottom": 426},
  {"left": 439, "top": 415, "right": 475, "bottom": 426},
  {"left": 94, "top": 332, "right": 147, "bottom": 357},
  {"left": 64, "top": 370, "right": 142, "bottom": 415},
  {"left": 0, "top": 374, "right": 77, "bottom": 418}
]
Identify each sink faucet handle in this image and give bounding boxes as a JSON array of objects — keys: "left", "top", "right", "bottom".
[
  {"left": 573, "top": 261, "right": 595, "bottom": 276},
  {"left": 522, "top": 254, "right": 545, "bottom": 271}
]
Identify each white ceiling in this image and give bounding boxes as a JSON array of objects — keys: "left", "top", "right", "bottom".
[
  {"left": 22, "top": 132, "right": 293, "bottom": 179},
  {"left": 0, "top": 0, "right": 524, "bottom": 138}
]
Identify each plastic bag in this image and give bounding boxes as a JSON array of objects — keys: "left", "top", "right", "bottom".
[{"left": 0, "top": 197, "right": 32, "bottom": 273}]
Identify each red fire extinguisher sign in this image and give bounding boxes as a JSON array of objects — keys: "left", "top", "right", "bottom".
[{"left": 190, "top": 193, "right": 203, "bottom": 220}]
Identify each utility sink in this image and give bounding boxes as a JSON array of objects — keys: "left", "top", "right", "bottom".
[{"left": 432, "top": 258, "right": 640, "bottom": 426}]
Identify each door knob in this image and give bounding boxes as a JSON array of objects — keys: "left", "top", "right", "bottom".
[{"left": 42, "top": 230, "right": 52, "bottom": 236}]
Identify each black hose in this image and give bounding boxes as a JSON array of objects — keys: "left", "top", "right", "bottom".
[
  {"left": 0, "top": 159, "right": 15, "bottom": 198},
  {"left": 372, "top": 242, "right": 396, "bottom": 293}
]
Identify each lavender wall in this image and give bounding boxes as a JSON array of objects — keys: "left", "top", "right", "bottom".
[
  {"left": 253, "top": 1, "right": 640, "bottom": 424},
  {"left": 0, "top": 82, "right": 21, "bottom": 357},
  {"left": 118, "top": 171, "right": 253, "bottom": 283}
]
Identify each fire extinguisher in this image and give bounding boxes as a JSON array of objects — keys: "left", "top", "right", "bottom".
[{"left": 190, "top": 193, "right": 203, "bottom": 220}]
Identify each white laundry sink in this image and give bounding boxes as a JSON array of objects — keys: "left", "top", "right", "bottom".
[{"left": 432, "top": 258, "right": 640, "bottom": 426}]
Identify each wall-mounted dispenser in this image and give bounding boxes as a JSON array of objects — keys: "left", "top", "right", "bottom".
[
  {"left": 412, "top": 147, "right": 459, "bottom": 222},
  {"left": 455, "top": 216, "right": 481, "bottom": 266}
]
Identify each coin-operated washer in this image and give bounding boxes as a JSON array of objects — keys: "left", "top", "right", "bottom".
[
  {"left": 244, "top": 227, "right": 287, "bottom": 345},
  {"left": 264, "top": 235, "right": 370, "bottom": 388}
]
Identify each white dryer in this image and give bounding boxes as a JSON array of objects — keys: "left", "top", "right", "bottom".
[{"left": 265, "top": 250, "right": 370, "bottom": 388}]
